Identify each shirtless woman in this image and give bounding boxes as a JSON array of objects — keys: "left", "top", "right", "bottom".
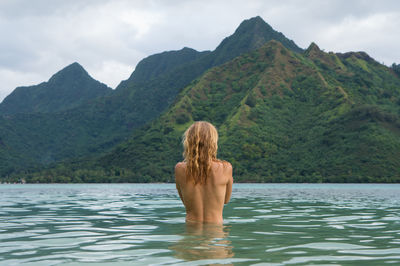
[{"left": 175, "top": 121, "right": 233, "bottom": 224}]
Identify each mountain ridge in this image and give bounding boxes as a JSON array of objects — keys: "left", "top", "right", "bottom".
[
  {"left": 0, "top": 62, "right": 112, "bottom": 115},
  {"left": 23, "top": 40, "right": 400, "bottom": 183},
  {"left": 110, "top": 16, "right": 305, "bottom": 127},
  {"left": 2, "top": 17, "right": 399, "bottom": 183},
  {"left": 0, "top": 16, "right": 304, "bottom": 177}
]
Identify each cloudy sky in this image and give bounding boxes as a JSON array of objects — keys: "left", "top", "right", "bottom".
[{"left": 1, "top": 0, "right": 399, "bottom": 101}]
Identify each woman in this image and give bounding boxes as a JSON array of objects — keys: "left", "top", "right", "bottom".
[{"left": 175, "top": 121, "right": 233, "bottom": 224}]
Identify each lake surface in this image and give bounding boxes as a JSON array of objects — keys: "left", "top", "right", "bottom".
[{"left": 1, "top": 183, "right": 400, "bottom": 265}]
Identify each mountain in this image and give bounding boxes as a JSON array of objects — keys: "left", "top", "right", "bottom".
[
  {"left": 117, "top": 16, "right": 302, "bottom": 91},
  {"left": 29, "top": 40, "right": 400, "bottom": 183},
  {"left": 0, "top": 63, "right": 112, "bottom": 115},
  {"left": 0, "top": 63, "right": 115, "bottom": 175},
  {"left": 0, "top": 16, "right": 305, "bottom": 178},
  {"left": 110, "top": 15, "right": 304, "bottom": 131},
  {"left": 210, "top": 16, "right": 303, "bottom": 65},
  {"left": 0, "top": 49, "right": 214, "bottom": 177},
  {"left": 117, "top": 47, "right": 211, "bottom": 88},
  {"left": 6, "top": 17, "right": 399, "bottom": 183}
]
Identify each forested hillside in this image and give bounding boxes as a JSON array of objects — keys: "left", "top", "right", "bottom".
[
  {"left": 0, "top": 16, "right": 303, "bottom": 178},
  {"left": 23, "top": 41, "right": 400, "bottom": 183}
]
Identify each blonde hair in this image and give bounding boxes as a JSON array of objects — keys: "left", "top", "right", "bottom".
[{"left": 182, "top": 121, "right": 219, "bottom": 185}]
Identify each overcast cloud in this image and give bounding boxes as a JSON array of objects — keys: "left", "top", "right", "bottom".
[{"left": 1, "top": 0, "right": 399, "bottom": 101}]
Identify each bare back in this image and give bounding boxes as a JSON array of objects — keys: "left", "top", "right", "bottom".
[{"left": 175, "top": 161, "right": 233, "bottom": 224}]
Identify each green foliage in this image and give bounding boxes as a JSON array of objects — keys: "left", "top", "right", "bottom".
[
  {"left": 391, "top": 63, "right": 400, "bottom": 77},
  {"left": 245, "top": 93, "right": 257, "bottom": 107},
  {"left": 176, "top": 113, "right": 190, "bottom": 124},
  {"left": 2, "top": 18, "right": 400, "bottom": 184},
  {"left": 0, "top": 16, "right": 306, "bottom": 179},
  {"left": 17, "top": 41, "right": 400, "bottom": 184}
]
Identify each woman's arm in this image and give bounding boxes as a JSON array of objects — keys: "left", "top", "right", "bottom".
[
  {"left": 175, "top": 163, "right": 185, "bottom": 204},
  {"left": 224, "top": 163, "right": 233, "bottom": 204}
]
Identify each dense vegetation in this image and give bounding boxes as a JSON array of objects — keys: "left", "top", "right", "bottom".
[
  {"left": 0, "top": 16, "right": 303, "bottom": 178},
  {"left": 15, "top": 41, "right": 400, "bottom": 183},
  {"left": 392, "top": 63, "right": 400, "bottom": 77}
]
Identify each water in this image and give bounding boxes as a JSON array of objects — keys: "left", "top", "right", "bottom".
[{"left": 1, "top": 183, "right": 400, "bottom": 265}]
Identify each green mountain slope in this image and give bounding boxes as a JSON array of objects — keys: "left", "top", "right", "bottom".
[
  {"left": 28, "top": 40, "right": 400, "bottom": 183},
  {"left": 0, "top": 105, "right": 128, "bottom": 176},
  {"left": 0, "top": 16, "right": 304, "bottom": 178},
  {"left": 0, "top": 63, "right": 116, "bottom": 175},
  {"left": 117, "top": 47, "right": 211, "bottom": 88},
  {"left": 112, "top": 16, "right": 303, "bottom": 126},
  {"left": 0, "top": 63, "right": 112, "bottom": 115}
]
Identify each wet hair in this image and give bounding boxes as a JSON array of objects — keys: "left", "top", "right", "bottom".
[{"left": 182, "top": 121, "right": 219, "bottom": 185}]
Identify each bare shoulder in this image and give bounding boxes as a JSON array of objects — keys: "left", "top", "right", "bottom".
[
  {"left": 175, "top": 162, "right": 186, "bottom": 181},
  {"left": 211, "top": 160, "right": 232, "bottom": 175},
  {"left": 224, "top": 161, "right": 233, "bottom": 176},
  {"left": 224, "top": 161, "right": 233, "bottom": 170},
  {"left": 175, "top": 161, "right": 186, "bottom": 170},
  {"left": 214, "top": 160, "right": 232, "bottom": 169}
]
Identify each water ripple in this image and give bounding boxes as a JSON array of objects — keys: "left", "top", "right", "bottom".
[{"left": 0, "top": 183, "right": 399, "bottom": 265}]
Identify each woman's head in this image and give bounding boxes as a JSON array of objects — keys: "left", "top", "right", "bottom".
[{"left": 182, "top": 121, "right": 218, "bottom": 184}]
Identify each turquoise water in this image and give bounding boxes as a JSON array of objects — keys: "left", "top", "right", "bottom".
[{"left": 1, "top": 183, "right": 400, "bottom": 265}]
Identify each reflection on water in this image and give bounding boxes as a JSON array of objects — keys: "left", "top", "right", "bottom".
[
  {"left": 0, "top": 183, "right": 400, "bottom": 265},
  {"left": 170, "top": 223, "right": 234, "bottom": 261}
]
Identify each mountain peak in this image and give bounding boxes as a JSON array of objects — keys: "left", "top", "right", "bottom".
[
  {"left": 49, "top": 62, "right": 89, "bottom": 83},
  {"left": 117, "top": 47, "right": 209, "bottom": 89},
  {"left": 0, "top": 62, "right": 111, "bottom": 115},
  {"left": 234, "top": 16, "right": 273, "bottom": 34},
  {"left": 307, "top": 42, "right": 321, "bottom": 51},
  {"left": 67, "top": 61, "right": 83, "bottom": 68},
  {"left": 305, "top": 42, "right": 323, "bottom": 57},
  {"left": 211, "top": 16, "right": 303, "bottom": 66}
]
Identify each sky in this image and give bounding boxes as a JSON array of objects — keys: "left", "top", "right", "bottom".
[{"left": 1, "top": 0, "right": 399, "bottom": 101}]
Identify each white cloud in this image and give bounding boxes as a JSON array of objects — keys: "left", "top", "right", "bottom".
[
  {"left": 1, "top": 0, "right": 400, "bottom": 102},
  {"left": 0, "top": 68, "right": 46, "bottom": 100},
  {"left": 316, "top": 12, "right": 400, "bottom": 65},
  {"left": 89, "top": 60, "right": 135, "bottom": 89}
]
